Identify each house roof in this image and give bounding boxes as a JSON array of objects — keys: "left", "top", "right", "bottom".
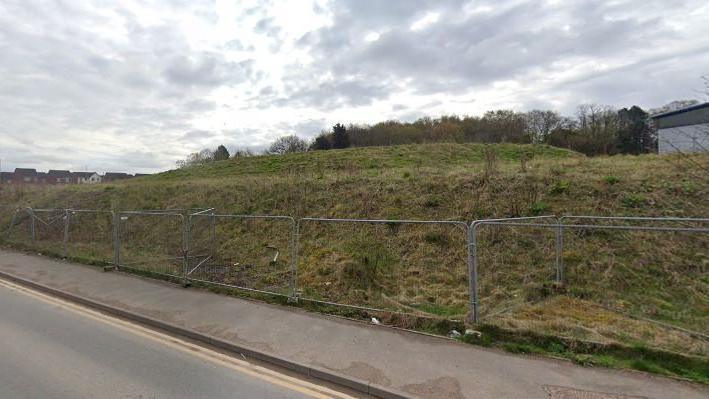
[
  {"left": 104, "top": 172, "right": 132, "bottom": 178},
  {"left": 72, "top": 172, "right": 97, "bottom": 178},
  {"left": 14, "top": 168, "right": 37, "bottom": 176},
  {"left": 48, "top": 169, "right": 72, "bottom": 177},
  {"left": 651, "top": 101, "right": 709, "bottom": 119}
]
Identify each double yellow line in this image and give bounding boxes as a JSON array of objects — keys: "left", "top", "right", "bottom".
[{"left": 0, "top": 278, "right": 358, "bottom": 399}]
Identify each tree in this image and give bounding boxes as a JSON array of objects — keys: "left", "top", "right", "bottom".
[
  {"left": 231, "top": 148, "right": 255, "bottom": 158},
  {"left": 332, "top": 123, "right": 349, "bottom": 149},
  {"left": 176, "top": 148, "right": 214, "bottom": 168},
  {"left": 575, "top": 104, "right": 620, "bottom": 155},
  {"left": 213, "top": 145, "right": 230, "bottom": 161},
  {"left": 617, "top": 106, "right": 654, "bottom": 154},
  {"left": 480, "top": 110, "right": 530, "bottom": 143},
  {"left": 310, "top": 131, "right": 332, "bottom": 150},
  {"left": 267, "top": 135, "right": 308, "bottom": 155},
  {"left": 525, "top": 110, "right": 562, "bottom": 144}
]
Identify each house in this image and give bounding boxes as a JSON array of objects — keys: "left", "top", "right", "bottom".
[
  {"left": 0, "top": 172, "right": 14, "bottom": 184},
  {"left": 72, "top": 172, "right": 102, "bottom": 184},
  {"left": 47, "top": 170, "right": 72, "bottom": 184},
  {"left": 103, "top": 172, "right": 132, "bottom": 182},
  {"left": 13, "top": 168, "right": 38, "bottom": 184},
  {"left": 36, "top": 172, "right": 48, "bottom": 184},
  {"left": 651, "top": 102, "right": 709, "bottom": 154}
]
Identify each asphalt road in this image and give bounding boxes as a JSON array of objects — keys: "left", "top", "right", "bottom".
[{"left": 0, "top": 280, "right": 349, "bottom": 399}]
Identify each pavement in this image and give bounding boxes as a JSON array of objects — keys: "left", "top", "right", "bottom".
[
  {"left": 0, "top": 279, "right": 348, "bottom": 399},
  {"left": 0, "top": 249, "right": 706, "bottom": 399}
]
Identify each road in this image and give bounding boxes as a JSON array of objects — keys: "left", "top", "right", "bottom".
[{"left": 0, "top": 278, "right": 355, "bottom": 399}]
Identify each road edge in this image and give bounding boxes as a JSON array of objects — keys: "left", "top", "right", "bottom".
[{"left": 0, "top": 270, "right": 414, "bottom": 399}]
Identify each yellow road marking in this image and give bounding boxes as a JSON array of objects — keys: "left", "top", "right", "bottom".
[{"left": 0, "top": 278, "right": 359, "bottom": 399}]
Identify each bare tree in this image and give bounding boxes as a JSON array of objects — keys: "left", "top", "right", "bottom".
[
  {"left": 231, "top": 148, "right": 255, "bottom": 158},
  {"left": 525, "top": 110, "right": 562, "bottom": 144},
  {"left": 267, "top": 135, "right": 308, "bottom": 155},
  {"left": 176, "top": 148, "right": 214, "bottom": 168}
]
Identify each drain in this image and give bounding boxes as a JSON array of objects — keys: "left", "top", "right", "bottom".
[{"left": 543, "top": 385, "right": 648, "bottom": 399}]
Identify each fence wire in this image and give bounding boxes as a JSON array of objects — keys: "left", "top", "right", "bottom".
[
  {"left": 296, "top": 218, "right": 469, "bottom": 318},
  {"left": 116, "top": 211, "right": 185, "bottom": 278},
  {"left": 66, "top": 210, "right": 114, "bottom": 263},
  {"left": 186, "top": 214, "right": 295, "bottom": 297},
  {"left": 470, "top": 216, "right": 709, "bottom": 356}
]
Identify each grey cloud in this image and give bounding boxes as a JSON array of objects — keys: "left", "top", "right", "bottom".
[
  {"left": 182, "top": 129, "right": 217, "bottom": 140},
  {"left": 290, "top": 0, "right": 690, "bottom": 102},
  {"left": 163, "top": 54, "right": 252, "bottom": 87},
  {"left": 273, "top": 78, "right": 394, "bottom": 110},
  {"left": 276, "top": 119, "right": 328, "bottom": 138},
  {"left": 0, "top": 0, "right": 251, "bottom": 172}
]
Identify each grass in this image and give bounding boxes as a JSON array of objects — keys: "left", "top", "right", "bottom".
[
  {"left": 0, "top": 142, "right": 707, "bottom": 382},
  {"left": 461, "top": 324, "right": 709, "bottom": 384}
]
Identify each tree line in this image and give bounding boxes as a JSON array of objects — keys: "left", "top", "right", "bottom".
[
  {"left": 176, "top": 103, "right": 667, "bottom": 168},
  {"left": 310, "top": 104, "right": 657, "bottom": 156}
]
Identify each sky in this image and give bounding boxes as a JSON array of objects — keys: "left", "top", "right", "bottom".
[{"left": 1, "top": 0, "right": 708, "bottom": 173}]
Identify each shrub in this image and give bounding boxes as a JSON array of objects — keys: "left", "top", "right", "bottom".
[
  {"left": 529, "top": 201, "right": 550, "bottom": 215},
  {"left": 622, "top": 193, "right": 646, "bottom": 208},
  {"left": 604, "top": 175, "right": 620, "bottom": 185},
  {"left": 549, "top": 180, "right": 570, "bottom": 195}
]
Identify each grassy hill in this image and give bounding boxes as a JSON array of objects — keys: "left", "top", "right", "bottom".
[{"left": 1, "top": 142, "right": 707, "bottom": 381}]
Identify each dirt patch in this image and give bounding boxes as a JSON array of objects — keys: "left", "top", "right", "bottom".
[{"left": 402, "top": 376, "right": 465, "bottom": 399}]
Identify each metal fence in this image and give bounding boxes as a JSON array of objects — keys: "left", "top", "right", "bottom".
[
  {"left": 294, "top": 218, "right": 470, "bottom": 318},
  {"left": 185, "top": 213, "right": 296, "bottom": 298},
  {"left": 469, "top": 215, "right": 709, "bottom": 347},
  {"left": 1, "top": 206, "right": 707, "bottom": 343},
  {"left": 115, "top": 211, "right": 186, "bottom": 279}
]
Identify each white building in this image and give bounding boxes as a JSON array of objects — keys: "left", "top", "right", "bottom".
[
  {"left": 73, "top": 172, "right": 102, "bottom": 184},
  {"left": 651, "top": 102, "right": 709, "bottom": 154}
]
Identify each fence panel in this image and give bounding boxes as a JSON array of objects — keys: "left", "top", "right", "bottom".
[
  {"left": 66, "top": 210, "right": 114, "bottom": 264},
  {"left": 25, "top": 208, "right": 67, "bottom": 255},
  {"left": 296, "top": 218, "right": 470, "bottom": 319},
  {"left": 116, "top": 211, "right": 185, "bottom": 278},
  {"left": 4, "top": 208, "right": 31, "bottom": 244},
  {"left": 470, "top": 216, "right": 559, "bottom": 324},
  {"left": 559, "top": 217, "right": 709, "bottom": 342},
  {"left": 472, "top": 216, "right": 709, "bottom": 357},
  {"left": 0, "top": 206, "right": 20, "bottom": 240},
  {"left": 185, "top": 214, "right": 295, "bottom": 297}
]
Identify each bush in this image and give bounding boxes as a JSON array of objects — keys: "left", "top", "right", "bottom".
[
  {"left": 622, "top": 193, "right": 647, "bottom": 208},
  {"left": 549, "top": 180, "right": 570, "bottom": 195},
  {"left": 529, "top": 201, "right": 550, "bottom": 215},
  {"left": 604, "top": 175, "right": 620, "bottom": 185}
]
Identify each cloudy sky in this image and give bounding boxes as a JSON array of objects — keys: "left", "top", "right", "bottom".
[{"left": 1, "top": 0, "right": 708, "bottom": 173}]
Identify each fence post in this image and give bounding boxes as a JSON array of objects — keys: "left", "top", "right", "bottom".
[
  {"left": 182, "top": 214, "right": 190, "bottom": 287},
  {"left": 112, "top": 211, "right": 121, "bottom": 269},
  {"left": 63, "top": 209, "right": 70, "bottom": 258},
  {"left": 210, "top": 211, "right": 217, "bottom": 260},
  {"left": 555, "top": 216, "right": 564, "bottom": 284},
  {"left": 289, "top": 219, "right": 301, "bottom": 302},
  {"left": 29, "top": 208, "right": 36, "bottom": 243},
  {"left": 467, "top": 223, "right": 479, "bottom": 324}
]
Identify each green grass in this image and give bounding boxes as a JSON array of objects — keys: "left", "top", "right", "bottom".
[
  {"left": 152, "top": 143, "right": 576, "bottom": 180},
  {"left": 462, "top": 324, "right": 709, "bottom": 383}
]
